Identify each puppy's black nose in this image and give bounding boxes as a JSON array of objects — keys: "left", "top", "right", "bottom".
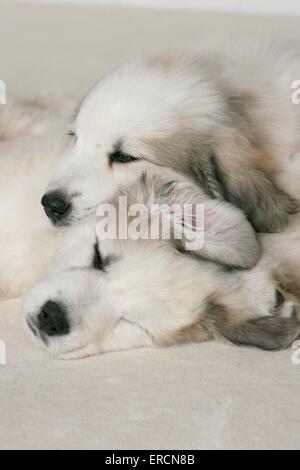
[
  {"left": 37, "top": 301, "right": 70, "bottom": 337},
  {"left": 41, "top": 191, "right": 71, "bottom": 223}
]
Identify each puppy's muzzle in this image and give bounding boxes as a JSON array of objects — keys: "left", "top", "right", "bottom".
[
  {"left": 41, "top": 191, "right": 71, "bottom": 225},
  {"left": 36, "top": 300, "right": 70, "bottom": 337}
]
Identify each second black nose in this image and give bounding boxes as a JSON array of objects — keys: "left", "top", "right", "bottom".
[
  {"left": 41, "top": 191, "right": 71, "bottom": 223},
  {"left": 37, "top": 301, "right": 70, "bottom": 337}
]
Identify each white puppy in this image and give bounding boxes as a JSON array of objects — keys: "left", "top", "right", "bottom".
[
  {"left": 23, "top": 172, "right": 300, "bottom": 359},
  {"left": 41, "top": 38, "right": 300, "bottom": 241}
]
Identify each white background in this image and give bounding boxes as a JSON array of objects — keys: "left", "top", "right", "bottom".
[{"left": 18, "top": 0, "right": 300, "bottom": 16}]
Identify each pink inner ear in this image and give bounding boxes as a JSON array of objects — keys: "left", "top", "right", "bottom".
[
  {"left": 203, "top": 207, "right": 220, "bottom": 231},
  {"left": 179, "top": 204, "right": 212, "bottom": 233},
  {"left": 180, "top": 205, "right": 199, "bottom": 231},
  {"left": 203, "top": 203, "right": 240, "bottom": 241},
  {"left": 168, "top": 201, "right": 240, "bottom": 240},
  {"left": 181, "top": 204, "right": 222, "bottom": 233}
]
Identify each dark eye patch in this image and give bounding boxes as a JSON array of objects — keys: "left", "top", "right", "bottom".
[
  {"left": 92, "top": 244, "right": 117, "bottom": 271},
  {"left": 109, "top": 150, "right": 139, "bottom": 164},
  {"left": 93, "top": 244, "right": 105, "bottom": 271}
]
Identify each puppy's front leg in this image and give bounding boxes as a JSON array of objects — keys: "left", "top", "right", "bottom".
[
  {"left": 57, "top": 320, "right": 153, "bottom": 360},
  {"left": 101, "top": 318, "right": 153, "bottom": 354}
]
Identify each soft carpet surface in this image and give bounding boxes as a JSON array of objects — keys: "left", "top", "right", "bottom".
[{"left": 0, "top": 2, "right": 300, "bottom": 450}]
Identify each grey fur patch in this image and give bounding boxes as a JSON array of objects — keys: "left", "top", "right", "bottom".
[
  {"left": 227, "top": 315, "right": 300, "bottom": 351},
  {"left": 219, "top": 168, "right": 300, "bottom": 233},
  {"left": 204, "top": 302, "right": 300, "bottom": 351},
  {"left": 140, "top": 58, "right": 299, "bottom": 235}
]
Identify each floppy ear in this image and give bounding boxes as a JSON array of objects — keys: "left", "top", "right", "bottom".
[
  {"left": 149, "top": 174, "right": 261, "bottom": 269},
  {"left": 203, "top": 128, "right": 299, "bottom": 233}
]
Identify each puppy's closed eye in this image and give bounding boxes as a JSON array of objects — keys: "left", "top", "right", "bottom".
[
  {"left": 109, "top": 150, "right": 139, "bottom": 164},
  {"left": 67, "top": 130, "right": 77, "bottom": 144},
  {"left": 92, "top": 244, "right": 117, "bottom": 271},
  {"left": 67, "top": 130, "right": 76, "bottom": 137}
]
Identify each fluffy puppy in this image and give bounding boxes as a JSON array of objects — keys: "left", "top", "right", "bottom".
[
  {"left": 23, "top": 173, "right": 300, "bottom": 359},
  {"left": 41, "top": 38, "right": 300, "bottom": 236}
]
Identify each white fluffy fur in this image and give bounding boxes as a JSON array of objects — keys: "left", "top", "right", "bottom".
[
  {"left": 0, "top": 97, "right": 298, "bottom": 358},
  {"left": 2, "top": 39, "right": 300, "bottom": 358}
]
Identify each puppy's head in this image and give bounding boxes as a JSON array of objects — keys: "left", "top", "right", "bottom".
[
  {"left": 23, "top": 218, "right": 118, "bottom": 358},
  {"left": 42, "top": 56, "right": 297, "bottom": 230}
]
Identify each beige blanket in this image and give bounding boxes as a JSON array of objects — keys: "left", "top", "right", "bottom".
[{"left": 0, "top": 2, "right": 300, "bottom": 450}]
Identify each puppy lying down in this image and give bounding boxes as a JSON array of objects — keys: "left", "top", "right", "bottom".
[
  {"left": 1, "top": 98, "right": 300, "bottom": 359},
  {"left": 41, "top": 39, "right": 300, "bottom": 234},
  {"left": 24, "top": 176, "right": 300, "bottom": 359}
]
